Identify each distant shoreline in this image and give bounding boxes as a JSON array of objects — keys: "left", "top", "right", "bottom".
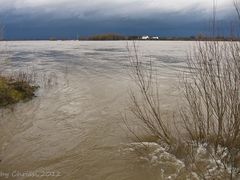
[
  {"left": 1, "top": 33, "right": 239, "bottom": 42},
  {"left": 0, "top": 39, "right": 239, "bottom": 42}
]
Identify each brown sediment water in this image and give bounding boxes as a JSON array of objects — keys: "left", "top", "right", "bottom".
[{"left": 0, "top": 41, "right": 191, "bottom": 180}]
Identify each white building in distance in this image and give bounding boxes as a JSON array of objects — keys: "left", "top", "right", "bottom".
[
  {"left": 152, "top": 36, "right": 159, "bottom": 40},
  {"left": 142, "top": 36, "right": 149, "bottom": 40}
]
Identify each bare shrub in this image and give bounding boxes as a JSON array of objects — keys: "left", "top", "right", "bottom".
[
  {"left": 182, "top": 41, "right": 240, "bottom": 145},
  {"left": 127, "top": 40, "right": 240, "bottom": 179},
  {"left": 126, "top": 42, "right": 175, "bottom": 146},
  {"left": 180, "top": 39, "right": 240, "bottom": 178},
  {"left": 126, "top": 1, "right": 240, "bottom": 178},
  {"left": 179, "top": 2, "right": 240, "bottom": 178}
]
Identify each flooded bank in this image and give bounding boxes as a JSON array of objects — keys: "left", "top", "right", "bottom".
[{"left": 0, "top": 41, "right": 190, "bottom": 179}]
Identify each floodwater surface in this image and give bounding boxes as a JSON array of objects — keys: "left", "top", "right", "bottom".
[{"left": 0, "top": 41, "right": 191, "bottom": 180}]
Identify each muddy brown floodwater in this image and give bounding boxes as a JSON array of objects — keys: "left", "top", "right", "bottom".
[{"left": 0, "top": 41, "right": 191, "bottom": 180}]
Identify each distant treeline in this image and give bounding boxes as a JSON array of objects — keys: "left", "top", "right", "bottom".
[
  {"left": 78, "top": 33, "right": 240, "bottom": 41},
  {"left": 1, "top": 33, "right": 239, "bottom": 41},
  {"left": 79, "top": 34, "right": 127, "bottom": 40},
  {"left": 79, "top": 34, "right": 157, "bottom": 40}
]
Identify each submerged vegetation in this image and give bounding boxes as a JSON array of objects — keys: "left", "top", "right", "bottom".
[
  {"left": 0, "top": 73, "right": 38, "bottom": 107},
  {"left": 0, "top": 24, "right": 38, "bottom": 107},
  {"left": 127, "top": 40, "right": 240, "bottom": 179},
  {"left": 126, "top": 2, "right": 240, "bottom": 179}
]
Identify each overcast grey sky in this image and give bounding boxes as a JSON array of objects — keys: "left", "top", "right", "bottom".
[
  {"left": 0, "top": 0, "right": 236, "bottom": 39},
  {"left": 0, "top": 0, "right": 233, "bottom": 19}
]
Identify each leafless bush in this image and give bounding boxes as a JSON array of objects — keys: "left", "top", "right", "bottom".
[
  {"left": 180, "top": 39, "right": 240, "bottom": 177},
  {"left": 182, "top": 41, "right": 240, "bottom": 145},
  {"left": 127, "top": 41, "right": 240, "bottom": 179},
  {"left": 179, "top": 2, "right": 240, "bottom": 178},
  {"left": 126, "top": 42, "right": 175, "bottom": 146},
  {"left": 126, "top": 1, "right": 240, "bottom": 178}
]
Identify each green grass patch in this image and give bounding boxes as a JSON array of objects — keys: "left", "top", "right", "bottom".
[{"left": 0, "top": 76, "right": 38, "bottom": 107}]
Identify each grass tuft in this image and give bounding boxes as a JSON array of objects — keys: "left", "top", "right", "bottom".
[{"left": 0, "top": 76, "right": 38, "bottom": 107}]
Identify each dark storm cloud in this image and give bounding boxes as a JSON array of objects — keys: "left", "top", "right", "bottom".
[{"left": 0, "top": 0, "right": 235, "bottom": 39}]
